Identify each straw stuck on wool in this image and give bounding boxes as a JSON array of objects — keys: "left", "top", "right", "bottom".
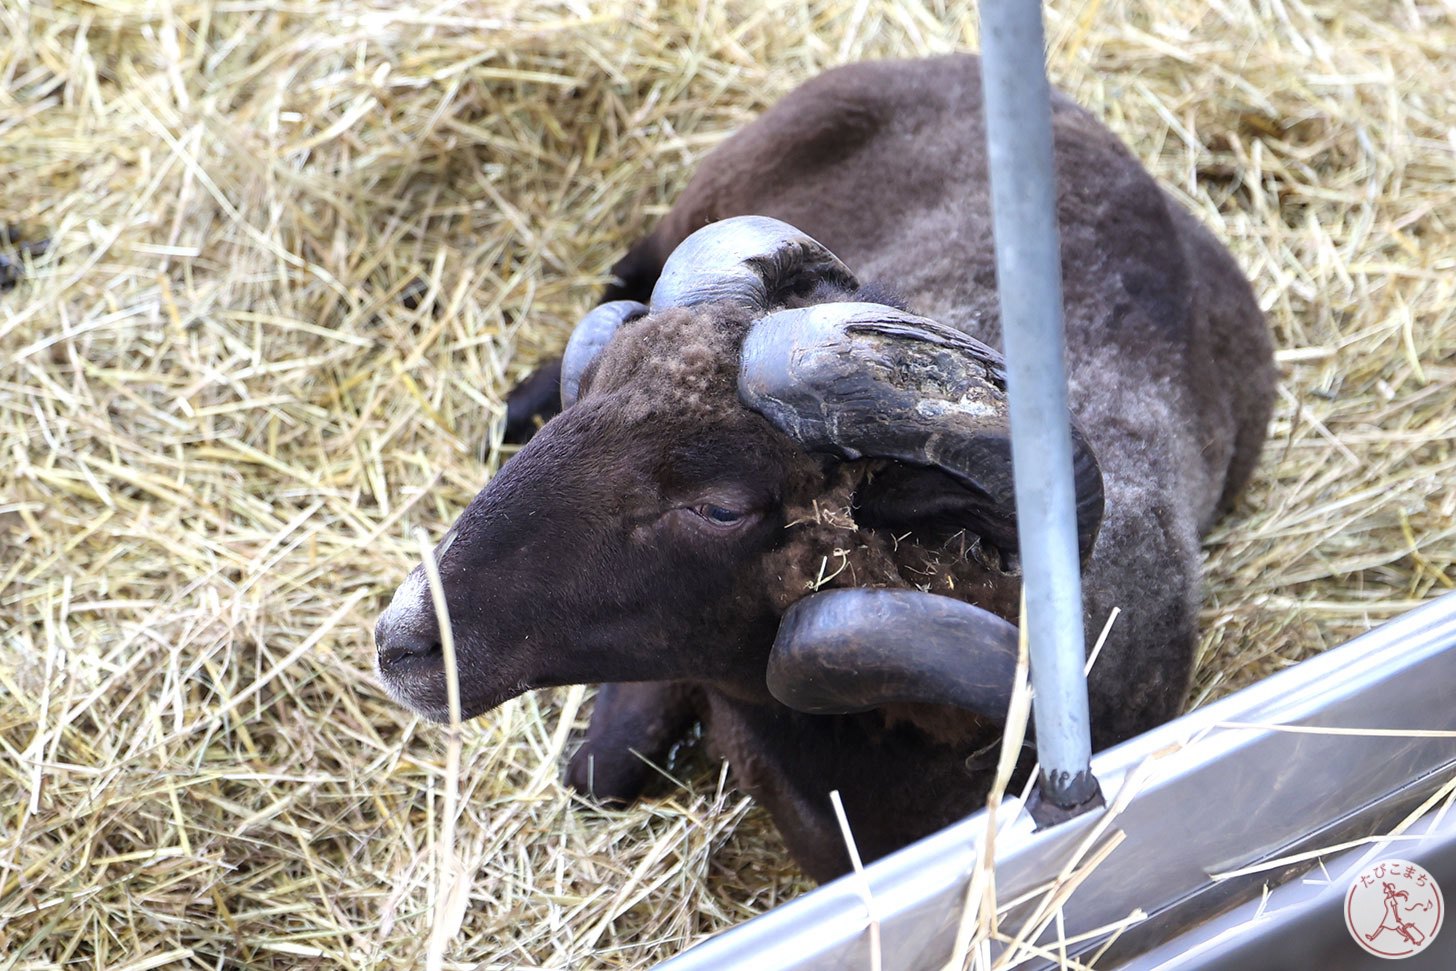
[{"left": 2, "top": 0, "right": 1453, "bottom": 967}]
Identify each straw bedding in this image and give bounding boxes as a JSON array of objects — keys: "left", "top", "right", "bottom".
[{"left": 2, "top": 0, "right": 1452, "bottom": 966}]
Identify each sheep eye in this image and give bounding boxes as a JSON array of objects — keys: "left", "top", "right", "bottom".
[{"left": 695, "top": 504, "right": 745, "bottom": 526}]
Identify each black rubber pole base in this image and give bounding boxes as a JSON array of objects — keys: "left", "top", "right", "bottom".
[{"left": 1026, "top": 770, "right": 1105, "bottom": 830}]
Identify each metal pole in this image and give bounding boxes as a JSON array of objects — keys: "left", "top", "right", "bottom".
[{"left": 978, "top": 0, "right": 1101, "bottom": 813}]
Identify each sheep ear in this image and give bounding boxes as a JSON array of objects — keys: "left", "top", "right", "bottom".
[{"left": 852, "top": 463, "right": 1021, "bottom": 562}]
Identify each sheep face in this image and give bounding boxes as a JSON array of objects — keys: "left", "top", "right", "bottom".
[
  {"left": 376, "top": 216, "right": 1077, "bottom": 730},
  {"left": 375, "top": 305, "right": 842, "bottom": 721}
]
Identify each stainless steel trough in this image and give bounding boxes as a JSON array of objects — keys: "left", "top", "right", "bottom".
[{"left": 657, "top": 590, "right": 1456, "bottom": 969}]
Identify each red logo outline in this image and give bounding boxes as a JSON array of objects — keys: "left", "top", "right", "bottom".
[{"left": 1345, "top": 858, "right": 1443, "bottom": 959}]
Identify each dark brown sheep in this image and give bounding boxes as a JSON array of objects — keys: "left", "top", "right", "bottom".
[{"left": 374, "top": 54, "right": 1276, "bottom": 882}]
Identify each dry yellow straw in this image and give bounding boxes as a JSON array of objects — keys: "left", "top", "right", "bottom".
[
  {"left": 2, "top": 0, "right": 1453, "bottom": 966},
  {"left": 416, "top": 528, "right": 466, "bottom": 969}
]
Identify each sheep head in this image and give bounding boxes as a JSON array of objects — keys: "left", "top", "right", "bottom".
[{"left": 375, "top": 216, "right": 1103, "bottom": 724}]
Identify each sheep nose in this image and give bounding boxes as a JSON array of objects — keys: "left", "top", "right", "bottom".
[{"left": 375, "top": 612, "right": 443, "bottom": 671}]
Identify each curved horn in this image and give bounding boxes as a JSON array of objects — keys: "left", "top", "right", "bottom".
[
  {"left": 766, "top": 589, "right": 1020, "bottom": 719},
  {"left": 650, "top": 215, "right": 859, "bottom": 312},
  {"left": 739, "top": 302, "right": 1104, "bottom": 560},
  {"left": 559, "top": 300, "right": 647, "bottom": 408}
]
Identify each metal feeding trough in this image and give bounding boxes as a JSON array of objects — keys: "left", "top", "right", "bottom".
[
  {"left": 659, "top": 593, "right": 1456, "bottom": 969},
  {"left": 655, "top": 0, "right": 1456, "bottom": 966}
]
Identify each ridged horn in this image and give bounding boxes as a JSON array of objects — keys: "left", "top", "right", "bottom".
[
  {"left": 559, "top": 300, "right": 647, "bottom": 408},
  {"left": 766, "top": 589, "right": 1020, "bottom": 719},
  {"left": 739, "top": 302, "right": 1104, "bottom": 561},
  {"left": 649, "top": 215, "right": 859, "bottom": 312}
]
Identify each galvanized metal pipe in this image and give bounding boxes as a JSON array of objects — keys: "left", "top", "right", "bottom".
[{"left": 978, "top": 0, "right": 1100, "bottom": 810}]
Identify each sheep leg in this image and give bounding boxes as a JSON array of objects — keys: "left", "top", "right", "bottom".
[
  {"left": 503, "top": 357, "right": 564, "bottom": 443},
  {"left": 566, "top": 681, "right": 698, "bottom": 805}
]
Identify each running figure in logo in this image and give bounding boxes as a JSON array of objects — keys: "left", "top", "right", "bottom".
[{"left": 1367, "top": 880, "right": 1430, "bottom": 948}]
